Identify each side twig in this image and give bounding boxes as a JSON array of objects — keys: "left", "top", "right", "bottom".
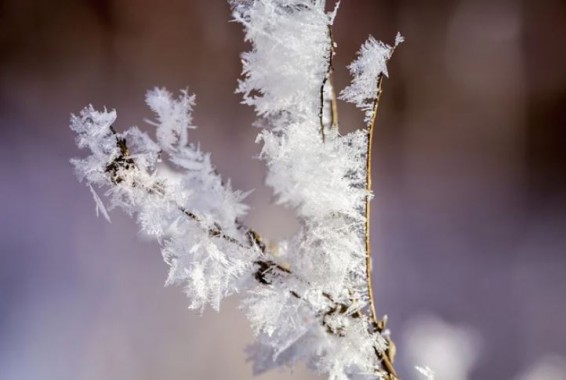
[
  {"left": 365, "top": 74, "right": 399, "bottom": 380},
  {"left": 360, "top": 35, "right": 403, "bottom": 378}
]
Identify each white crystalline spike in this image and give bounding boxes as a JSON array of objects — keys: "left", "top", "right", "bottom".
[
  {"left": 145, "top": 87, "right": 196, "bottom": 152},
  {"left": 416, "top": 366, "right": 435, "bottom": 380},
  {"left": 89, "top": 185, "right": 111, "bottom": 222},
  {"left": 395, "top": 32, "right": 405, "bottom": 46},
  {"left": 340, "top": 34, "right": 403, "bottom": 125}
]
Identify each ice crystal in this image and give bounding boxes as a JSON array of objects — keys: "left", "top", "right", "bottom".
[{"left": 340, "top": 33, "right": 403, "bottom": 125}]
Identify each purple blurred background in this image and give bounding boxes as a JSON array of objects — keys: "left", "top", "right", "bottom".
[{"left": 1, "top": 1, "right": 566, "bottom": 379}]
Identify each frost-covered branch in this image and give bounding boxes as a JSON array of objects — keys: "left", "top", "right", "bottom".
[
  {"left": 337, "top": 32, "right": 404, "bottom": 379},
  {"left": 71, "top": 96, "right": 389, "bottom": 375},
  {"left": 70, "top": 1, "right": 409, "bottom": 379},
  {"left": 340, "top": 33, "right": 404, "bottom": 125}
]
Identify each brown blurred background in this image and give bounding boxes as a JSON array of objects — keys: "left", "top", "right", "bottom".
[{"left": 1, "top": 0, "right": 565, "bottom": 379}]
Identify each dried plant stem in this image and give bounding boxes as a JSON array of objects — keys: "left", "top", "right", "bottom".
[
  {"left": 365, "top": 74, "right": 383, "bottom": 326},
  {"left": 365, "top": 74, "right": 399, "bottom": 380}
]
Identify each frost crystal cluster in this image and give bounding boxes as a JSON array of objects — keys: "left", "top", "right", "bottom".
[{"left": 70, "top": 1, "right": 406, "bottom": 379}]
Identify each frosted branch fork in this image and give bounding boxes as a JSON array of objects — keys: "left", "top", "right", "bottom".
[
  {"left": 70, "top": 1, "right": 405, "bottom": 379},
  {"left": 103, "top": 126, "right": 393, "bottom": 373}
]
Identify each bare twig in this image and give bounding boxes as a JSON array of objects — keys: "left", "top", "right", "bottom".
[
  {"left": 364, "top": 74, "right": 400, "bottom": 380},
  {"left": 364, "top": 74, "right": 384, "bottom": 327}
]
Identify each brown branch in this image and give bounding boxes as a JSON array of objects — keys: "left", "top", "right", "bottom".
[
  {"left": 364, "top": 74, "right": 399, "bottom": 380},
  {"left": 365, "top": 74, "right": 384, "bottom": 327}
]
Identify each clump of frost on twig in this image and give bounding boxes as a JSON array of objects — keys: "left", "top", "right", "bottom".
[
  {"left": 71, "top": 90, "right": 255, "bottom": 311},
  {"left": 340, "top": 33, "right": 404, "bottom": 125}
]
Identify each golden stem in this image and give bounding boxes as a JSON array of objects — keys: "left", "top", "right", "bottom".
[
  {"left": 365, "top": 74, "right": 384, "bottom": 326},
  {"left": 365, "top": 74, "right": 400, "bottom": 380}
]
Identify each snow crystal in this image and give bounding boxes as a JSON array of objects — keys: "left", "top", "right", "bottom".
[{"left": 340, "top": 34, "right": 403, "bottom": 125}]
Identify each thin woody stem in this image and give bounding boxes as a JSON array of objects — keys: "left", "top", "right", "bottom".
[
  {"left": 316, "top": 28, "right": 400, "bottom": 377},
  {"left": 365, "top": 74, "right": 400, "bottom": 380},
  {"left": 365, "top": 74, "right": 384, "bottom": 326}
]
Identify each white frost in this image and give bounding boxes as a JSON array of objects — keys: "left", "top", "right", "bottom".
[
  {"left": 340, "top": 33, "right": 403, "bottom": 125},
  {"left": 70, "top": 1, "right": 404, "bottom": 379},
  {"left": 233, "top": 0, "right": 332, "bottom": 123},
  {"left": 89, "top": 185, "right": 111, "bottom": 222},
  {"left": 416, "top": 366, "right": 435, "bottom": 380}
]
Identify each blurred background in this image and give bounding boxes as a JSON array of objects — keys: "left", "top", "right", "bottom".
[{"left": 1, "top": 0, "right": 565, "bottom": 379}]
